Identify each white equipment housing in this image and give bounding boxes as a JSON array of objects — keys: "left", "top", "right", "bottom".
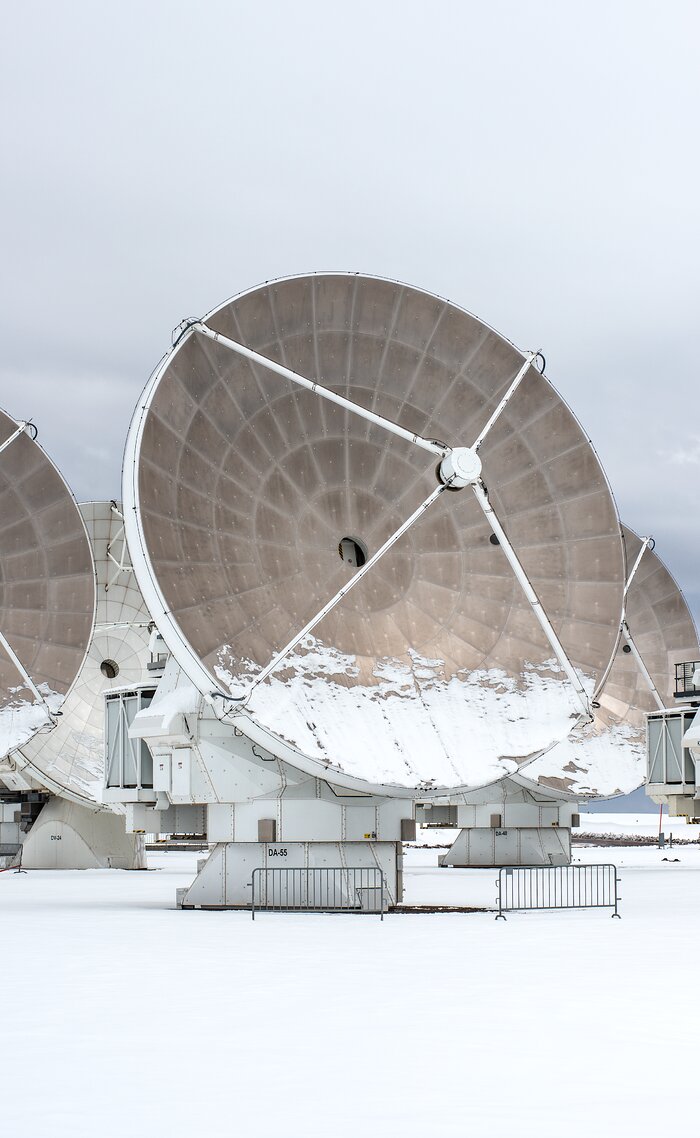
[
  {"left": 645, "top": 661, "right": 700, "bottom": 820},
  {"left": 20, "top": 796, "right": 145, "bottom": 870},
  {"left": 106, "top": 659, "right": 413, "bottom": 906},
  {"left": 416, "top": 782, "right": 579, "bottom": 867}
]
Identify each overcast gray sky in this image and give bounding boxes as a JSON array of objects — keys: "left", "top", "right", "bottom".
[{"left": 2, "top": 0, "right": 698, "bottom": 622}]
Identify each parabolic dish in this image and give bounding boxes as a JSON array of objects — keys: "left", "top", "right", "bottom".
[
  {"left": 0, "top": 410, "right": 95, "bottom": 757},
  {"left": 518, "top": 524, "right": 700, "bottom": 798},
  {"left": 11, "top": 502, "right": 152, "bottom": 804},
  {"left": 124, "top": 273, "right": 626, "bottom": 796}
]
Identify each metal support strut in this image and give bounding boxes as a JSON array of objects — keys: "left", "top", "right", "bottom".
[
  {"left": 192, "top": 322, "right": 447, "bottom": 458},
  {"left": 472, "top": 352, "right": 541, "bottom": 452},
  {"left": 471, "top": 481, "right": 592, "bottom": 720},
  {"left": 621, "top": 621, "right": 665, "bottom": 711},
  {"left": 0, "top": 627, "right": 53, "bottom": 712},
  {"left": 236, "top": 482, "right": 449, "bottom": 701},
  {"left": 624, "top": 536, "right": 653, "bottom": 597},
  {"left": 621, "top": 536, "right": 665, "bottom": 710},
  {"left": 0, "top": 420, "right": 36, "bottom": 456}
]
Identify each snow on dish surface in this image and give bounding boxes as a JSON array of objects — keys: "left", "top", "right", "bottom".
[
  {"left": 215, "top": 637, "right": 590, "bottom": 791},
  {"left": 522, "top": 719, "right": 646, "bottom": 798},
  {"left": 0, "top": 685, "right": 63, "bottom": 759},
  {"left": 520, "top": 525, "right": 700, "bottom": 800}
]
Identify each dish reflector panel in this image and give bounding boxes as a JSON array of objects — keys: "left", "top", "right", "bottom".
[
  {"left": 520, "top": 524, "right": 700, "bottom": 798},
  {"left": 0, "top": 410, "right": 94, "bottom": 757},
  {"left": 124, "top": 273, "right": 626, "bottom": 795}
]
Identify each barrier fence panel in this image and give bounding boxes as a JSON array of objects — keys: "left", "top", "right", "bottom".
[
  {"left": 251, "top": 866, "right": 386, "bottom": 919},
  {"left": 496, "top": 864, "right": 620, "bottom": 920}
]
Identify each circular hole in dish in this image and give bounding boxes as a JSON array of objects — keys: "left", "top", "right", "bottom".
[{"left": 338, "top": 536, "right": 368, "bottom": 568}]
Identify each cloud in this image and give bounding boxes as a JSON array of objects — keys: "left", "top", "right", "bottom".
[
  {"left": 662, "top": 438, "right": 700, "bottom": 466},
  {"left": 1, "top": 0, "right": 698, "bottom": 632}
]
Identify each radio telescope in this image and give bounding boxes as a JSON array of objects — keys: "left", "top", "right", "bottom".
[
  {"left": 124, "top": 273, "right": 626, "bottom": 798},
  {"left": 516, "top": 523, "right": 700, "bottom": 799},
  {"left": 0, "top": 406, "right": 152, "bottom": 868},
  {"left": 0, "top": 409, "right": 94, "bottom": 760}
]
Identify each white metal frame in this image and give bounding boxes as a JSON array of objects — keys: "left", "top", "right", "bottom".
[
  {"left": 647, "top": 707, "right": 697, "bottom": 790},
  {"left": 105, "top": 688, "right": 154, "bottom": 790},
  {"left": 104, "top": 501, "right": 135, "bottom": 591}
]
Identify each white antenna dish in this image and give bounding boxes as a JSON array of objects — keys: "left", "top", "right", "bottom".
[
  {"left": 124, "top": 273, "right": 626, "bottom": 796},
  {"left": 0, "top": 410, "right": 95, "bottom": 758},
  {"left": 516, "top": 523, "right": 700, "bottom": 798},
  {"left": 11, "top": 501, "right": 153, "bottom": 804}
]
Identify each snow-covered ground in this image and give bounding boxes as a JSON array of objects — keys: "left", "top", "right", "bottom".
[
  {"left": 415, "top": 809, "right": 698, "bottom": 848},
  {"left": 3, "top": 817, "right": 699, "bottom": 1138},
  {"left": 577, "top": 809, "right": 695, "bottom": 838}
]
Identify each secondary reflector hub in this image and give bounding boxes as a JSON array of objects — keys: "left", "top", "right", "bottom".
[{"left": 439, "top": 446, "right": 482, "bottom": 488}]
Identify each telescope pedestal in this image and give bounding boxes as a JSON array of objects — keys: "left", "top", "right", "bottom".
[
  {"left": 176, "top": 839, "right": 402, "bottom": 910},
  {"left": 438, "top": 825, "right": 571, "bottom": 867},
  {"left": 20, "top": 797, "right": 146, "bottom": 870}
]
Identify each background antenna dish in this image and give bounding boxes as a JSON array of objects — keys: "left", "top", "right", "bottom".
[
  {"left": 9, "top": 502, "right": 153, "bottom": 805},
  {"left": 124, "top": 273, "right": 626, "bottom": 796},
  {"left": 0, "top": 409, "right": 95, "bottom": 759},
  {"left": 515, "top": 523, "right": 700, "bottom": 799}
]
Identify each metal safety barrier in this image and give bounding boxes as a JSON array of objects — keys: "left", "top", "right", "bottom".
[
  {"left": 251, "top": 866, "right": 386, "bottom": 919},
  {"left": 496, "top": 863, "right": 620, "bottom": 920}
]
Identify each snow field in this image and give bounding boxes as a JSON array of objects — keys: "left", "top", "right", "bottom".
[{"left": 2, "top": 825, "right": 699, "bottom": 1137}]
